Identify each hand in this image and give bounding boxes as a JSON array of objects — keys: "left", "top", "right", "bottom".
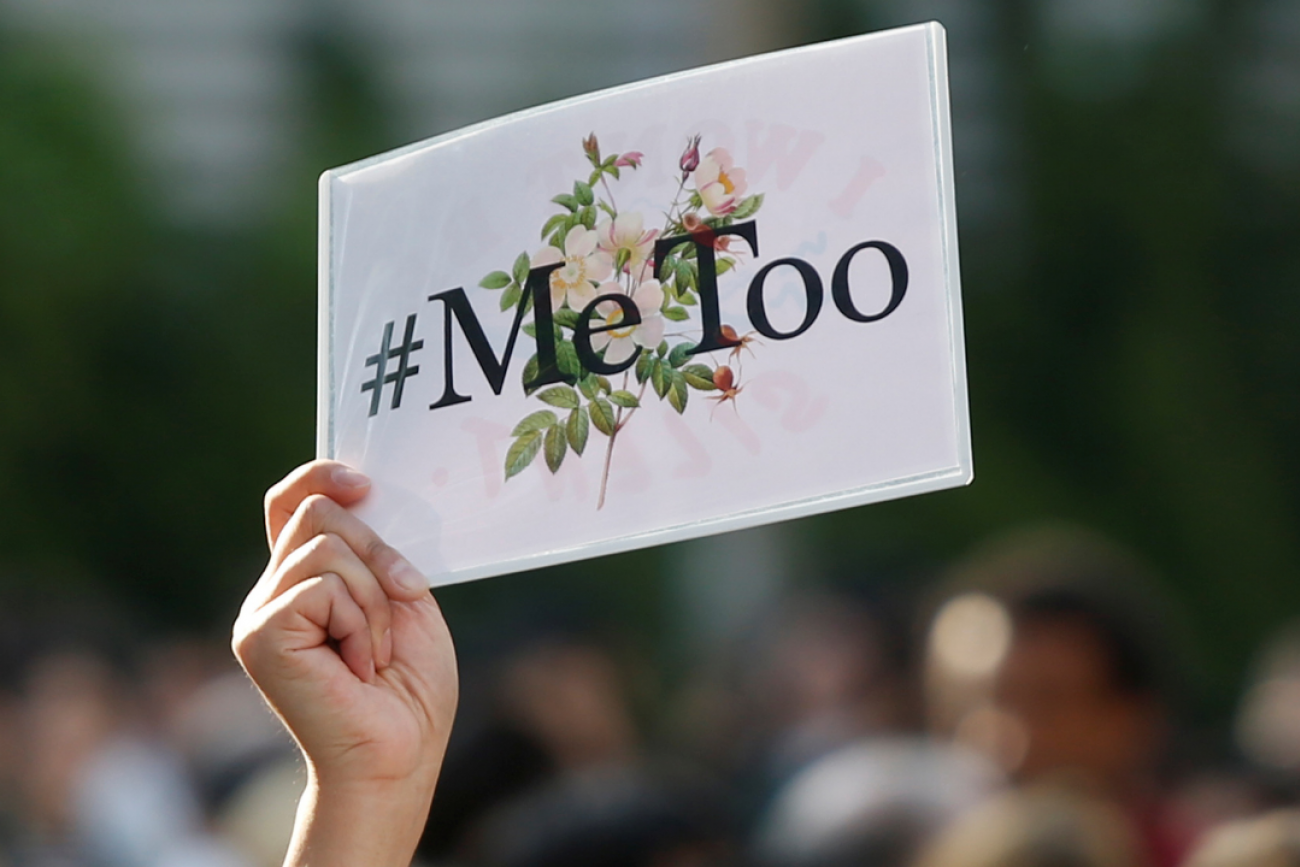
[{"left": 232, "top": 460, "right": 458, "bottom": 867}]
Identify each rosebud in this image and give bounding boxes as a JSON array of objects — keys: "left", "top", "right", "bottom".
[
  {"left": 679, "top": 134, "right": 702, "bottom": 175},
  {"left": 681, "top": 213, "right": 704, "bottom": 233},
  {"left": 615, "top": 151, "right": 643, "bottom": 168},
  {"left": 583, "top": 133, "right": 600, "bottom": 163}
]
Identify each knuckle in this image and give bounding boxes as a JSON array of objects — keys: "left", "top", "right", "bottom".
[
  {"left": 230, "top": 619, "right": 258, "bottom": 666},
  {"left": 300, "top": 493, "right": 336, "bottom": 526},
  {"left": 302, "top": 531, "right": 344, "bottom": 561},
  {"left": 363, "top": 536, "right": 396, "bottom": 568}
]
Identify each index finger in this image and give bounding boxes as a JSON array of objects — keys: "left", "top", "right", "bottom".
[{"left": 264, "top": 460, "right": 371, "bottom": 550}]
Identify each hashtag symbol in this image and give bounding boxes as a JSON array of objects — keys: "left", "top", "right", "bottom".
[{"left": 361, "top": 315, "right": 423, "bottom": 416}]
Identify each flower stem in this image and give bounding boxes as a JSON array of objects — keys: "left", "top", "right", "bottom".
[
  {"left": 595, "top": 372, "right": 634, "bottom": 510},
  {"left": 600, "top": 176, "right": 618, "bottom": 214},
  {"left": 596, "top": 408, "right": 620, "bottom": 510}
]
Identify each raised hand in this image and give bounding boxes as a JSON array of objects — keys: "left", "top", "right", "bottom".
[{"left": 232, "top": 460, "right": 458, "bottom": 867}]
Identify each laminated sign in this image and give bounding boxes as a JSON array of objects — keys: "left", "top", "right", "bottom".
[{"left": 319, "top": 21, "right": 971, "bottom": 586}]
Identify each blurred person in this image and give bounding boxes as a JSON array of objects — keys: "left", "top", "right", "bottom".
[
  {"left": 912, "top": 784, "right": 1140, "bottom": 867},
  {"left": 13, "top": 645, "right": 251, "bottom": 867},
  {"left": 417, "top": 635, "right": 640, "bottom": 862},
  {"left": 1236, "top": 623, "right": 1300, "bottom": 779},
  {"left": 1183, "top": 809, "right": 1300, "bottom": 867},
  {"left": 496, "top": 638, "right": 639, "bottom": 772},
  {"left": 926, "top": 526, "right": 1189, "bottom": 867},
  {"left": 166, "top": 665, "right": 301, "bottom": 867},
  {"left": 474, "top": 765, "right": 734, "bottom": 867},
  {"left": 669, "top": 590, "right": 915, "bottom": 819},
  {"left": 752, "top": 735, "right": 1000, "bottom": 867}
]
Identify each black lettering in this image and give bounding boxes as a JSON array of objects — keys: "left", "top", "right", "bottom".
[
  {"left": 831, "top": 241, "right": 908, "bottom": 322},
  {"left": 746, "top": 257, "right": 823, "bottom": 340},
  {"left": 428, "top": 262, "right": 565, "bottom": 410},
  {"left": 653, "top": 220, "right": 759, "bottom": 355}
]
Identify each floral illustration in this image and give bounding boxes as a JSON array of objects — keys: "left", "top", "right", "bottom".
[{"left": 477, "top": 133, "right": 766, "bottom": 508}]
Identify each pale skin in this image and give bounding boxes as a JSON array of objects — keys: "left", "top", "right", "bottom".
[{"left": 231, "top": 460, "right": 459, "bottom": 867}]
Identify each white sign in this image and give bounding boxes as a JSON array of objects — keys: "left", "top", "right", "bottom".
[{"left": 319, "top": 22, "right": 971, "bottom": 587}]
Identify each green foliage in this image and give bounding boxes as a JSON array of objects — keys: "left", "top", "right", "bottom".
[{"left": 7, "top": 5, "right": 1300, "bottom": 708}]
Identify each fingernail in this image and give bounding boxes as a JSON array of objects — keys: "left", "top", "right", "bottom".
[
  {"left": 332, "top": 466, "right": 370, "bottom": 488},
  {"left": 389, "top": 558, "right": 426, "bottom": 593},
  {"left": 379, "top": 629, "right": 393, "bottom": 669}
]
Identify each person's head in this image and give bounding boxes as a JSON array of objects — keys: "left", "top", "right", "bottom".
[
  {"left": 1185, "top": 810, "right": 1300, "bottom": 867},
  {"left": 927, "top": 525, "right": 1173, "bottom": 794},
  {"left": 914, "top": 785, "right": 1139, "bottom": 867},
  {"left": 995, "top": 587, "right": 1164, "bottom": 791}
]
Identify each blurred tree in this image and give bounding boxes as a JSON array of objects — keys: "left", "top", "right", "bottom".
[{"left": 810, "top": 0, "right": 1300, "bottom": 705}]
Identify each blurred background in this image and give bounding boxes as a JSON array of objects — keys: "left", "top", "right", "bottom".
[{"left": 2, "top": 0, "right": 1299, "bottom": 865}]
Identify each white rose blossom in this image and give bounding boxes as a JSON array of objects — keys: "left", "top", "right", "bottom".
[
  {"left": 589, "top": 279, "right": 666, "bottom": 365},
  {"left": 532, "top": 225, "right": 614, "bottom": 311}
]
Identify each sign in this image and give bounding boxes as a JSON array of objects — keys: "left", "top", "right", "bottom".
[{"left": 319, "top": 21, "right": 971, "bottom": 586}]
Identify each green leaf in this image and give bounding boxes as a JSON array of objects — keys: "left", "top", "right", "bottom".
[
  {"left": 635, "top": 351, "right": 652, "bottom": 384},
  {"left": 675, "top": 258, "right": 694, "bottom": 292},
  {"left": 668, "top": 371, "right": 689, "bottom": 414},
  {"left": 602, "top": 155, "right": 617, "bottom": 168},
  {"left": 651, "top": 358, "right": 669, "bottom": 398},
  {"left": 538, "top": 385, "right": 580, "bottom": 409},
  {"left": 682, "top": 363, "right": 716, "bottom": 390},
  {"left": 541, "top": 213, "right": 567, "bottom": 240},
  {"left": 663, "top": 306, "right": 689, "bottom": 322},
  {"left": 730, "top": 193, "right": 764, "bottom": 220},
  {"left": 597, "top": 376, "right": 612, "bottom": 393},
  {"left": 716, "top": 257, "right": 735, "bottom": 275},
  {"left": 657, "top": 255, "right": 676, "bottom": 282},
  {"left": 522, "top": 354, "right": 541, "bottom": 393},
  {"left": 589, "top": 397, "right": 616, "bottom": 436},
  {"left": 579, "top": 205, "right": 596, "bottom": 229},
  {"left": 512, "top": 409, "right": 558, "bottom": 436},
  {"left": 554, "top": 308, "right": 580, "bottom": 330},
  {"left": 679, "top": 289, "right": 698, "bottom": 306},
  {"left": 614, "top": 248, "right": 630, "bottom": 274},
  {"left": 544, "top": 424, "right": 567, "bottom": 473},
  {"left": 589, "top": 168, "right": 603, "bottom": 186},
  {"left": 505, "top": 430, "right": 544, "bottom": 479},
  {"left": 578, "top": 375, "right": 599, "bottom": 400},
  {"left": 479, "top": 270, "right": 512, "bottom": 290},
  {"left": 557, "top": 340, "right": 582, "bottom": 378},
  {"left": 688, "top": 191, "right": 703, "bottom": 209},
  {"left": 607, "top": 164, "right": 621, "bottom": 180},
  {"left": 512, "top": 251, "right": 531, "bottom": 285},
  {"left": 668, "top": 343, "right": 694, "bottom": 368},
  {"left": 609, "top": 390, "right": 640, "bottom": 408},
  {"left": 500, "top": 282, "right": 522, "bottom": 312},
  {"left": 567, "top": 407, "right": 589, "bottom": 455},
  {"left": 657, "top": 341, "right": 669, "bottom": 358},
  {"left": 522, "top": 322, "right": 537, "bottom": 338},
  {"left": 597, "top": 200, "right": 617, "bottom": 218},
  {"left": 552, "top": 193, "right": 580, "bottom": 212},
  {"left": 574, "top": 181, "right": 594, "bottom": 206}
]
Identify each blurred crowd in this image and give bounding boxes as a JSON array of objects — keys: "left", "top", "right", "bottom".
[{"left": 4, "top": 524, "right": 1300, "bottom": 867}]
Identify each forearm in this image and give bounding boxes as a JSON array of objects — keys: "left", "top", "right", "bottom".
[{"left": 285, "top": 770, "right": 437, "bottom": 867}]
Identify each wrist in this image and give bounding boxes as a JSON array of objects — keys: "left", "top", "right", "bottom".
[{"left": 285, "top": 766, "right": 438, "bottom": 867}]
